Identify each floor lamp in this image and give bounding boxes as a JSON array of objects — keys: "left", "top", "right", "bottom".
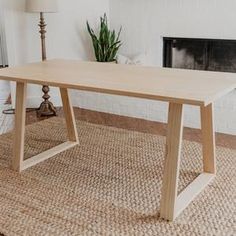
[{"left": 25, "top": 0, "right": 58, "bottom": 117}]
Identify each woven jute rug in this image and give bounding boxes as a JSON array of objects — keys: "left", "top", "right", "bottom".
[{"left": 0, "top": 118, "right": 235, "bottom": 236}]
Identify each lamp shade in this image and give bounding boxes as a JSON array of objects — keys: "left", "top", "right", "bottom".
[{"left": 25, "top": 0, "right": 58, "bottom": 13}]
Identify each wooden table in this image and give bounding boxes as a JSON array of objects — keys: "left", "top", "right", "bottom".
[{"left": 0, "top": 59, "right": 235, "bottom": 221}]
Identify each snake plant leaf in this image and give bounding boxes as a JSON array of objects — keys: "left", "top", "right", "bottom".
[{"left": 87, "top": 13, "right": 122, "bottom": 62}]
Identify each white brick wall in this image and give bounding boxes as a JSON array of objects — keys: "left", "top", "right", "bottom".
[
  {"left": 72, "top": 89, "right": 236, "bottom": 135},
  {"left": 214, "top": 91, "right": 236, "bottom": 134}
]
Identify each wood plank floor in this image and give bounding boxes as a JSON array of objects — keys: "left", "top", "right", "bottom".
[{"left": 0, "top": 106, "right": 235, "bottom": 149}]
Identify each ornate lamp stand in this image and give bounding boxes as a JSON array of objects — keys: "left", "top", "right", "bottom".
[
  {"left": 37, "top": 12, "right": 57, "bottom": 117},
  {"left": 25, "top": 0, "right": 58, "bottom": 117}
]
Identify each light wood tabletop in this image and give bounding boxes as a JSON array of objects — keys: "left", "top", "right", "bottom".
[
  {"left": 0, "top": 59, "right": 235, "bottom": 106},
  {"left": 0, "top": 59, "right": 235, "bottom": 222}
]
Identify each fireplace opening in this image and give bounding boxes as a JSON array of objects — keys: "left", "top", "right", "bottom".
[{"left": 163, "top": 37, "right": 236, "bottom": 73}]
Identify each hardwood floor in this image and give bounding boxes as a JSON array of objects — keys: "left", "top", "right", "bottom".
[{"left": 1, "top": 106, "right": 235, "bottom": 149}]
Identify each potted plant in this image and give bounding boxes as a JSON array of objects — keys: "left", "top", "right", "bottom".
[{"left": 86, "top": 14, "right": 122, "bottom": 62}]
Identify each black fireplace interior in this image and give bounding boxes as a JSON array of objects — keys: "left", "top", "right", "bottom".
[{"left": 163, "top": 37, "right": 236, "bottom": 73}]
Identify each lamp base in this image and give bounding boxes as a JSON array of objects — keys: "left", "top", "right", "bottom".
[
  {"left": 37, "top": 85, "right": 57, "bottom": 117},
  {"left": 37, "top": 100, "right": 57, "bottom": 117}
]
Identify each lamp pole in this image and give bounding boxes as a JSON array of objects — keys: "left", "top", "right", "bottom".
[
  {"left": 39, "top": 12, "right": 46, "bottom": 61},
  {"left": 37, "top": 12, "right": 57, "bottom": 117}
]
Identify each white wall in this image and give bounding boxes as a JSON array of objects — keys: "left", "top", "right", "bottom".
[
  {"left": 73, "top": 0, "right": 236, "bottom": 135},
  {"left": 2, "top": 0, "right": 109, "bottom": 107}
]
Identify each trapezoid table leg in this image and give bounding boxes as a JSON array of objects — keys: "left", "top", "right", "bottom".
[
  {"left": 11, "top": 85, "right": 79, "bottom": 172},
  {"left": 160, "top": 102, "right": 216, "bottom": 221}
]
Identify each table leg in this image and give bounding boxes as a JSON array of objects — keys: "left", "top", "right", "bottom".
[
  {"left": 60, "top": 88, "right": 79, "bottom": 143},
  {"left": 160, "top": 102, "right": 216, "bottom": 221},
  {"left": 201, "top": 104, "right": 216, "bottom": 174},
  {"left": 12, "top": 82, "right": 27, "bottom": 171},
  {"left": 160, "top": 102, "right": 184, "bottom": 221},
  {"left": 11, "top": 85, "right": 79, "bottom": 172}
]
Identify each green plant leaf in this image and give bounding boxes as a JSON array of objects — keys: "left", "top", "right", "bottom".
[{"left": 86, "top": 13, "right": 122, "bottom": 62}]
